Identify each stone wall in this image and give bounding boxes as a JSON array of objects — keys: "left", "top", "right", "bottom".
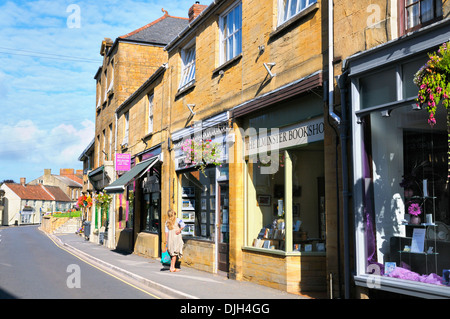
[
  {"left": 40, "top": 216, "right": 70, "bottom": 234},
  {"left": 181, "top": 239, "right": 216, "bottom": 273},
  {"left": 241, "top": 250, "right": 326, "bottom": 293}
]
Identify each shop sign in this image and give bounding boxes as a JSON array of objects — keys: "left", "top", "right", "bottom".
[
  {"left": 115, "top": 153, "right": 131, "bottom": 171},
  {"left": 245, "top": 117, "right": 324, "bottom": 156},
  {"left": 174, "top": 123, "right": 230, "bottom": 171}
]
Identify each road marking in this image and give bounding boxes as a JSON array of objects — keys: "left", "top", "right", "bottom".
[{"left": 46, "top": 234, "right": 161, "bottom": 299}]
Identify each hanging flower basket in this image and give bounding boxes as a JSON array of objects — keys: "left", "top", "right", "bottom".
[
  {"left": 76, "top": 195, "right": 93, "bottom": 209},
  {"left": 95, "top": 192, "right": 112, "bottom": 218},
  {"left": 413, "top": 41, "right": 450, "bottom": 126},
  {"left": 181, "top": 138, "right": 222, "bottom": 175}
]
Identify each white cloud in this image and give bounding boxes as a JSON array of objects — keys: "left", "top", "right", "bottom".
[{"left": 0, "top": 119, "right": 94, "bottom": 167}]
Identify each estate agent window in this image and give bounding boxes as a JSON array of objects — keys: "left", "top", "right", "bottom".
[
  {"left": 219, "top": 1, "right": 242, "bottom": 64},
  {"left": 180, "top": 167, "right": 217, "bottom": 240},
  {"left": 353, "top": 59, "right": 450, "bottom": 289}
]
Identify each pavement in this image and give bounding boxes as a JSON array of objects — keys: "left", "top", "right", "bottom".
[{"left": 47, "top": 231, "right": 322, "bottom": 300}]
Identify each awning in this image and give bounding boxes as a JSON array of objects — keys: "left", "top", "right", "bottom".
[{"left": 104, "top": 156, "right": 159, "bottom": 194}]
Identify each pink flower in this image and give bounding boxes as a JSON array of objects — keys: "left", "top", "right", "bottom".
[
  {"left": 408, "top": 203, "right": 421, "bottom": 216},
  {"left": 428, "top": 113, "right": 436, "bottom": 126}
]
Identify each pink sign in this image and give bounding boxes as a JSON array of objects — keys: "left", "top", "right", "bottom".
[{"left": 115, "top": 153, "right": 131, "bottom": 171}]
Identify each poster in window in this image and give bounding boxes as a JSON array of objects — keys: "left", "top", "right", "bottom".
[{"left": 182, "top": 199, "right": 195, "bottom": 210}]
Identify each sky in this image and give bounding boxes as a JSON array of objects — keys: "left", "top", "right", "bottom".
[{"left": 0, "top": 0, "right": 199, "bottom": 183}]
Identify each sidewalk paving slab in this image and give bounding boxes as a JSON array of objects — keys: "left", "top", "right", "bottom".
[{"left": 48, "top": 232, "right": 320, "bottom": 300}]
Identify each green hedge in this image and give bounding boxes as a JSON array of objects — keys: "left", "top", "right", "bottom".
[{"left": 52, "top": 211, "right": 81, "bottom": 218}]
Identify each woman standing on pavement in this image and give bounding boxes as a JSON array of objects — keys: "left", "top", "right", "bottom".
[{"left": 164, "top": 209, "right": 185, "bottom": 272}]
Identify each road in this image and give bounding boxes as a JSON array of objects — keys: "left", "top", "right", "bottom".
[{"left": 0, "top": 225, "right": 164, "bottom": 299}]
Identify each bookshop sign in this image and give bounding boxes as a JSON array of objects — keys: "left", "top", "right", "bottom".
[{"left": 245, "top": 117, "right": 324, "bottom": 156}]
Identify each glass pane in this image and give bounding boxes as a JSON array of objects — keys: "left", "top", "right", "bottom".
[
  {"left": 248, "top": 152, "right": 286, "bottom": 251},
  {"left": 364, "top": 105, "right": 449, "bottom": 287},
  {"left": 226, "top": 36, "right": 233, "bottom": 60},
  {"left": 406, "top": 3, "right": 420, "bottom": 29},
  {"left": 402, "top": 56, "right": 428, "bottom": 99},
  {"left": 290, "top": 143, "right": 325, "bottom": 253},
  {"left": 181, "top": 168, "right": 216, "bottom": 240},
  {"left": 421, "top": 0, "right": 434, "bottom": 22},
  {"left": 300, "top": 0, "right": 307, "bottom": 10},
  {"left": 283, "top": 0, "right": 290, "bottom": 21},
  {"left": 219, "top": 183, "right": 229, "bottom": 244},
  {"left": 360, "top": 68, "right": 397, "bottom": 108},
  {"left": 289, "top": 0, "right": 298, "bottom": 17}
]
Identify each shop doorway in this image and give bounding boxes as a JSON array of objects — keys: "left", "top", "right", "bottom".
[{"left": 218, "top": 182, "right": 229, "bottom": 272}]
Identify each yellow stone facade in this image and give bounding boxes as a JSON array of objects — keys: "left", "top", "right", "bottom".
[
  {"left": 163, "top": 0, "right": 329, "bottom": 295},
  {"left": 86, "top": 0, "right": 450, "bottom": 298}
]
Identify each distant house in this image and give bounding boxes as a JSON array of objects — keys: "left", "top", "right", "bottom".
[
  {"left": 28, "top": 168, "right": 83, "bottom": 201},
  {"left": 0, "top": 179, "right": 72, "bottom": 226}
]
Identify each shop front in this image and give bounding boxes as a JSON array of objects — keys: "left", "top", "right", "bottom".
[
  {"left": 233, "top": 83, "right": 328, "bottom": 294},
  {"left": 87, "top": 161, "right": 114, "bottom": 246},
  {"left": 346, "top": 21, "right": 450, "bottom": 298},
  {"left": 105, "top": 146, "right": 162, "bottom": 257},
  {"left": 171, "top": 112, "right": 231, "bottom": 273}
]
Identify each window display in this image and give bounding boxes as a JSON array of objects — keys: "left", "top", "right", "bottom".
[
  {"left": 141, "top": 166, "right": 161, "bottom": 233},
  {"left": 363, "top": 105, "right": 449, "bottom": 286},
  {"left": 247, "top": 143, "right": 325, "bottom": 253}
]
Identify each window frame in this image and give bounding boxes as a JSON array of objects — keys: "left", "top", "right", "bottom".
[
  {"left": 219, "top": 1, "right": 242, "bottom": 65},
  {"left": 148, "top": 93, "right": 154, "bottom": 134},
  {"left": 123, "top": 112, "right": 129, "bottom": 146},
  {"left": 399, "top": 0, "right": 442, "bottom": 36},
  {"left": 179, "top": 42, "right": 196, "bottom": 90},
  {"left": 277, "top": 0, "right": 317, "bottom": 26}
]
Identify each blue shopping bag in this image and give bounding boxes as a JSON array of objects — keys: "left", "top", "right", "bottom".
[{"left": 161, "top": 251, "right": 171, "bottom": 265}]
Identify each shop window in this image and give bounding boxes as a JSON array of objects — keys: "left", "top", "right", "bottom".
[
  {"left": 141, "top": 167, "right": 160, "bottom": 233},
  {"left": 247, "top": 143, "right": 325, "bottom": 253},
  {"left": 362, "top": 105, "right": 449, "bottom": 287},
  {"left": 180, "top": 167, "right": 217, "bottom": 240},
  {"left": 359, "top": 67, "right": 397, "bottom": 109},
  {"left": 402, "top": 57, "right": 428, "bottom": 99}
]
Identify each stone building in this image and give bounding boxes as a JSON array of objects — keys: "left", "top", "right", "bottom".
[
  {"left": 332, "top": 0, "right": 450, "bottom": 298},
  {"left": 84, "top": 0, "right": 450, "bottom": 298},
  {"left": 162, "top": 0, "right": 329, "bottom": 296},
  {"left": 28, "top": 169, "right": 82, "bottom": 202},
  {"left": 82, "top": 10, "right": 189, "bottom": 248}
]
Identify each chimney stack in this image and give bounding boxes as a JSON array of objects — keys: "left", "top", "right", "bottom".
[
  {"left": 189, "top": 1, "right": 207, "bottom": 23},
  {"left": 20, "top": 177, "right": 26, "bottom": 186}
]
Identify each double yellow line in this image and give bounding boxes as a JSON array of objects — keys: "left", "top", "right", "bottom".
[{"left": 47, "top": 234, "right": 161, "bottom": 299}]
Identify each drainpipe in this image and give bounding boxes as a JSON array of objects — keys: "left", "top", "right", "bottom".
[
  {"left": 328, "top": 0, "right": 340, "bottom": 125},
  {"left": 328, "top": 0, "right": 351, "bottom": 299},
  {"left": 337, "top": 70, "right": 350, "bottom": 300},
  {"left": 327, "top": 0, "right": 342, "bottom": 298}
]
